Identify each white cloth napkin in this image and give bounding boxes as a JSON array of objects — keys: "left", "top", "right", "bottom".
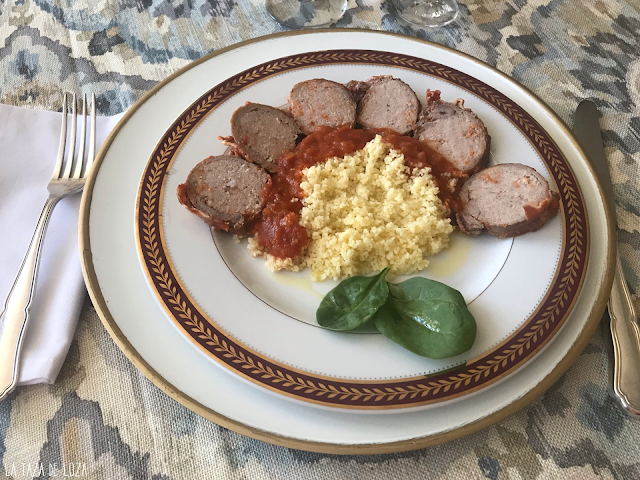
[{"left": 0, "top": 103, "right": 123, "bottom": 385}]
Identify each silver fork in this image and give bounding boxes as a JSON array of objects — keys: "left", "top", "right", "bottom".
[{"left": 0, "top": 93, "right": 96, "bottom": 401}]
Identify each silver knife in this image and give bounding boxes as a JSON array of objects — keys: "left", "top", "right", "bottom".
[{"left": 574, "top": 100, "right": 640, "bottom": 416}]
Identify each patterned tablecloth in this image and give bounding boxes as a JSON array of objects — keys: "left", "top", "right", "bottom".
[{"left": 2, "top": 0, "right": 640, "bottom": 478}]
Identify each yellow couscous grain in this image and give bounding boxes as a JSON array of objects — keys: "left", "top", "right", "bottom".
[{"left": 248, "top": 135, "right": 453, "bottom": 281}]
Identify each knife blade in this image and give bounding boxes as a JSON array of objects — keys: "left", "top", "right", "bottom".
[{"left": 574, "top": 100, "right": 640, "bottom": 416}]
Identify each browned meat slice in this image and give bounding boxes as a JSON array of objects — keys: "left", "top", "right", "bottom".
[
  {"left": 415, "top": 89, "right": 490, "bottom": 174},
  {"left": 177, "top": 155, "right": 270, "bottom": 234},
  {"left": 223, "top": 103, "right": 301, "bottom": 173},
  {"left": 288, "top": 79, "right": 356, "bottom": 134},
  {"left": 455, "top": 163, "right": 559, "bottom": 238},
  {"left": 356, "top": 76, "right": 421, "bottom": 135},
  {"left": 345, "top": 79, "right": 370, "bottom": 103}
]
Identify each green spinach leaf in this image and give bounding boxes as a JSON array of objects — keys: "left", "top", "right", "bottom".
[
  {"left": 373, "top": 277, "right": 476, "bottom": 358},
  {"left": 316, "top": 268, "right": 390, "bottom": 331}
]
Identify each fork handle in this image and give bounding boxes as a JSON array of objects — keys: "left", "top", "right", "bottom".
[{"left": 0, "top": 196, "right": 60, "bottom": 401}]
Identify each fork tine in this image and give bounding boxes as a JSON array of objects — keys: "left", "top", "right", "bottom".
[
  {"left": 83, "top": 93, "right": 97, "bottom": 176},
  {"left": 72, "top": 94, "right": 87, "bottom": 179},
  {"left": 61, "top": 94, "right": 77, "bottom": 179},
  {"left": 51, "top": 94, "right": 68, "bottom": 180}
]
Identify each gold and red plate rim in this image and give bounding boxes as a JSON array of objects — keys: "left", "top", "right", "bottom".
[{"left": 134, "top": 49, "right": 588, "bottom": 410}]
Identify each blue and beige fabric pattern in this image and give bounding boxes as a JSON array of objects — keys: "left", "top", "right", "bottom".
[{"left": 2, "top": 0, "right": 640, "bottom": 478}]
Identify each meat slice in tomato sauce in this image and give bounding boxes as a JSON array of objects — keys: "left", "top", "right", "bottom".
[{"left": 379, "top": 132, "right": 467, "bottom": 213}]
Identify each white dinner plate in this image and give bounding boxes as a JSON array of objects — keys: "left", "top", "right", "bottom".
[
  {"left": 81, "top": 30, "right": 614, "bottom": 451},
  {"left": 136, "top": 39, "right": 582, "bottom": 410}
]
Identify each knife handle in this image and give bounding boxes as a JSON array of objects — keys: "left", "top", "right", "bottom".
[{"left": 610, "top": 254, "right": 640, "bottom": 415}]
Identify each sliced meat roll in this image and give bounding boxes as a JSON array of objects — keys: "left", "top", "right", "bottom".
[
  {"left": 225, "top": 103, "right": 301, "bottom": 173},
  {"left": 356, "top": 76, "right": 421, "bottom": 135},
  {"left": 456, "top": 163, "right": 559, "bottom": 238},
  {"left": 177, "top": 155, "right": 270, "bottom": 234},
  {"left": 288, "top": 79, "right": 356, "bottom": 134},
  {"left": 415, "top": 89, "right": 490, "bottom": 174},
  {"left": 345, "top": 79, "right": 370, "bottom": 103}
]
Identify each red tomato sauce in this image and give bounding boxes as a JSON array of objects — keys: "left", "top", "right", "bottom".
[
  {"left": 379, "top": 132, "right": 467, "bottom": 212},
  {"left": 253, "top": 126, "right": 464, "bottom": 259}
]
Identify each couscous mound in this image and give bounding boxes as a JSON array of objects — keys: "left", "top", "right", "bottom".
[{"left": 249, "top": 135, "right": 453, "bottom": 281}]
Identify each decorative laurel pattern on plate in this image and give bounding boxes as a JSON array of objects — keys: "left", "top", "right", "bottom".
[{"left": 135, "top": 50, "right": 588, "bottom": 408}]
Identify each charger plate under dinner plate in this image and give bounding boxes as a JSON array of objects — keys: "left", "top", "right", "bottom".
[{"left": 82, "top": 30, "right": 614, "bottom": 450}]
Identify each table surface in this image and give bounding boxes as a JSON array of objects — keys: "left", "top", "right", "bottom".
[{"left": 2, "top": 0, "right": 640, "bottom": 478}]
